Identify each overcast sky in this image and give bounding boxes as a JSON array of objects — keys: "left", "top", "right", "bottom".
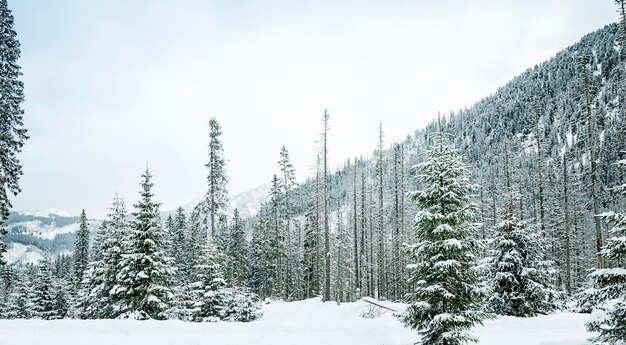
[{"left": 10, "top": 0, "right": 617, "bottom": 218}]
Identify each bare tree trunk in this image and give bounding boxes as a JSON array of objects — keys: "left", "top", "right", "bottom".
[
  {"left": 360, "top": 172, "right": 367, "bottom": 296},
  {"left": 336, "top": 203, "right": 343, "bottom": 305},
  {"left": 533, "top": 99, "right": 546, "bottom": 238},
  {"left": 582, "top": 57, "right": 605, "bottom": 269},
  {"left": 315, "top": 154, "right": 321, "bottom": 296},
  {"left": 377, "top": 123, "right": 385, "bottom": 300},
  {"left": 353, "top": 161, "right": 360, "bottom": 297},
  {"left": 323, "top": 110, "right": 331, "bottom": 301},
  {"left": 399, "top": 143, "right": 406, "bottom": 298},
  {"left": 392, "top": 145, "right": 401, "bottom": 300},
  {"left": 563, "top": 154, "right": 572, "bottom": 294},
  {"left": 369, "top": 185, "right": 375, "bottom": 298}
]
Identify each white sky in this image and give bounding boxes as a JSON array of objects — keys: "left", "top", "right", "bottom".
[{"left": 10, "top": 0, "right": 617, "bottom": 218}]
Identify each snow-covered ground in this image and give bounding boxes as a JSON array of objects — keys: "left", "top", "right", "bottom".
[{"left": 0, "top": 298, "right": 594, "bottom": 345}]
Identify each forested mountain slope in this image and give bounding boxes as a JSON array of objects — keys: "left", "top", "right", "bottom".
[{"left": 245, "top": 23, "right": 626, "bottom": 301}]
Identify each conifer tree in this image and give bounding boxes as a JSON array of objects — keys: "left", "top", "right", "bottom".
[
  {"left": 172, "top": 207, "right": 189, "bottom": 282},
  {"left": 53, "top": 277, "right": 70, "bottom": 318},
  {"left": 188, "top": 242, "right": 227, "bottom": 321},
  {"left": 486, "top": 146, "right": 558, "bottom": 317},
  {"left": 279, "top": 146, "right": 296, "bottom": 297},
  {"left": 113, "top": 168, "right": 174, "bottom": 320},
  {"left": 403, "top": 127, "right": 484, "bottom": 345},
  {"left": 303, "top": 203, "right": 319, "bottom": 298},
  {"left": 200, "top": 118, "right": 229, "bottom": 240},
  {"left": 586, "top": 157, "right": 626, "bottom": 344},
  {"left": 4, "top": 269, "right": 32, "bottom": 319},
  {"left": 225, "top": 209, "right": 246, "bottom": 286},
  {"left": 0, "top": 265, "right": 13, "bottom": 316},
  {"left": 32, "top": 258, "right": 58, "bottom": 320},
  {"left": 79, "top": 194, "right": 128, "bottom": 319},
  {"left": 270, "top": 174, "right": 285, "bottom": 297},
  {"left": 73, "top": 209, "right": 90, "bottom": 287},
  {"left": 0, "top": 0, "right": 27, "bottom": 265}
]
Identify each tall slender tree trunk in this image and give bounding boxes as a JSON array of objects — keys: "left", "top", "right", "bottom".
[
  {"left": 533, "top": 100, "right": 546, "bottom": 238},
  {"left": 336, "top": 203, "right": 343, "bottom": 304},
  {"left": 563, "top": 154, "right": 572, "bottom": 294},
  {"left": 323, "top": 110, "right": 331, "bottom": 302},
  {"left": 392, "top": 145, "right": 401, "bottom": 300},
  {"left": 582, "top": 57, "right": 605, "bottom": 269},
  {"left": 369, "top": 186, "right": 375, "bottom": 298},
  {"left": 399, "top": 143, "right": 406, "bottom": 298},
  {"left": 315, "top": 154, "right": 321, "bottom": 295},
  {"left": 353, "top": 161, "right": 360, "bottom": 297},
  {"left": 360, "top": 172, "right": 367, "bottom": 296},
  {"left": 377, "top": 123, "right": 385, "bottom": 299}
]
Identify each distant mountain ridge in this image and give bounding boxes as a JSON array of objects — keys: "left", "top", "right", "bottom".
[
  {"left": 3, "top": 209, "right": 101, "bottom": 265},
  {"left": 4, "top": 184, "right": 271, "bottom": 265},
  {"left": 160, "top": 183, "right": 271, "bottom": 220}
]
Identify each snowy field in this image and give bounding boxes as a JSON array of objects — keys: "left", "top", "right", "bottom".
[{"left": 0, "top": 298, "right": 594, "bottom": 345}]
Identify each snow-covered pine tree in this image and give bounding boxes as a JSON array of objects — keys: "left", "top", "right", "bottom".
[
  {"left": 73, "top": 209, "right": 90, "bottom": 287},
  {"left": 403, "top": 124, "right": 484, "bottom": 345},
  {"left": 269, "top": 174, "right": 284, "bottom": 297},
  {"left": 225, "top": 209, "right": 246, "bottom": 286},
  {"left": 172, "top": 206, "right": 189, "bottom": 282},
  {"left": 0, "top": 265, "right": 13, "bottom": 317},
  {"left": 32, "top": 258, "right": 59, "bottom": 320},
  {"left": 0, "top": 0, "right": 27, "bottom": 265},
  {"left": 248, "top": 202, "right": 278, "bottom": 299},
  {"left": 78, "top": 194, "right": 129, "bottom": 319},
  {"left": 53, "top": 277, "right": 70, "bottom": 318},
  {"left": 187, "top": 242, "right": 227, "bottom": 322},
  {"left": 302, "top": 201, "right": 319, "bottom": 298},
  {"left": 4, "top": 268, "right": 32, "bottom": 319},
  {"left": 200, "top": 118, "right": 229, "bottom": 240},
  {"left": 586, "top": 156, "right": 626, "bottom": 344},
  {"left": 278, "top": 146, "right": 297, "bottom": 298},
  {"left": 113, "top": 168, "right": 174, "bottom": 320},
  {"left": 486, "top": 146, "right": 558, "bottom": 317}
]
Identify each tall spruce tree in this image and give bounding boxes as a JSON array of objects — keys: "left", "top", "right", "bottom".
[
  {"left": 279, "top": 146, "right": 296, "bottom": 297},
  {"left": 200, "top": 118, "right": 229, "bottom": 240},
  {"left": 79, "top": 194, "right": 128, "bottom": 319},
  {"left": 225, "top": 209, "right": 246, "bottom": 286},
  {"left": 187, "top": 242, "right": 227, "bottom": 322},
  {"left": 113, "top": 168, "right": 174, "bottom": 320},
  {"left": 486, "top": 146, "right": 558, "bottom": 317},
  {"left": 403, "top": 127, "right": 484, "bottom": 345},
  {"left": 0, "top": 0, "right": 27, "bottom": 265},
  {"left": 73, "top": 209, "right": 90, "bottom": 287},
  {"left": 4, "top": 268, "right": 32, "bottom": 319},
  {"left": 172, "top": 206, "right": 189, "bottom": 282},
  {"left": 32, "top": 258, "right": 58, "bottom": 320}
]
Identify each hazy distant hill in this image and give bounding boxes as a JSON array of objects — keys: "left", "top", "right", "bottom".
[
  {"left": 5, "top": 184, "right": 271, "bottom": 265},
  {"left": 3, "top": 209, "right": 101, "bottom": 265}
]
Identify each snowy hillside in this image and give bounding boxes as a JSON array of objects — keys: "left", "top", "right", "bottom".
[
  {"left": 3, "top": 209, "right": 100, "bottom": 265},
  {"left": 3, "top": 242, "right": 47, "bottom": 265},
  {"left": 0, "top": 298, "right": 595, "bottom": 345}
]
